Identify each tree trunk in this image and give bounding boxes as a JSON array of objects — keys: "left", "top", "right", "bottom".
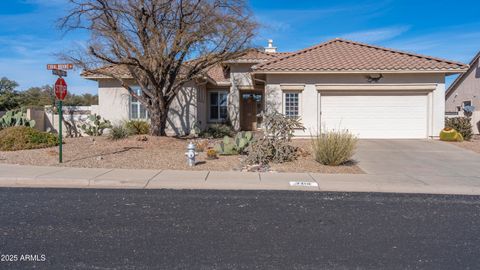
[{"left": 149, "top": 100, "right": 169, "bottom": 136}]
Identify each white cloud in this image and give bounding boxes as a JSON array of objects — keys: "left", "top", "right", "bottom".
[{"left": 339, "top": 26, "right": 411, "bottom": 43}]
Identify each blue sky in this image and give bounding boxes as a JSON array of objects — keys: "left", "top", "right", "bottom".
[{"left": 0, "top": 0, "right": 479, "bottom": 94}]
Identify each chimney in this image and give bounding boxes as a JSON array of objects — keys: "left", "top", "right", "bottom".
[{"left": 264, "top": 39, "right": 277, "bottom": 53}]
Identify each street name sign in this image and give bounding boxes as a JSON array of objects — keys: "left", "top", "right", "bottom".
[{"left": 47, "top": 64, "right": 73, "bottom": 70}]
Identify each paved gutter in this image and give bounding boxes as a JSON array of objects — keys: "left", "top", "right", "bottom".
[{"left": 1, "top": 164, "right": 480, "bottom": 195}]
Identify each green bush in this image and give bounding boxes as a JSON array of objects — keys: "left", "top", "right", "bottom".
[
  {"left": 445, "top": 117, "right": 473, "bottom": 141},
  {"left": 125, "top": 120, "right": 150, "bottom": 135},
  {"left": 0, "top": 126, "right": 59, "bottom": 151},
  {"left": 311, "top": 130, "right": 357, "bottom": 166},
  {"left": 200, "top": 124, "right": 234, "bottom": 138},
  {"left": 109, "top": 124, "right": 130, "bottom": 140}
]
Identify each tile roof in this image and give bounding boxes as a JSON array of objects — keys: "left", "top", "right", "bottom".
[
  {"left": 81, "top": 65, "right": 131, "bottom": 79},
  {"left": 82, "top": 49, "right": 292, "bottom": 83},
  {"left": 254, "top": 38, "right": 468, "bottom": 73},
  {"left": 205, "top": 64, "right": 230, "bottom": 84}
]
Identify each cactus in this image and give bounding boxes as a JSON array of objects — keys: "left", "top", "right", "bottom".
[
  {"left": 78, "top": 114, "right": 112, "bottom": 136},
  {"left": 214, "top": 132, "right": 254, "bottom": 155},
  {"left": 0, "top": 109, "right": 36, "bottom": 129},
  {"left": 440, "top": 128, "right": 463, "bottom": 142}
]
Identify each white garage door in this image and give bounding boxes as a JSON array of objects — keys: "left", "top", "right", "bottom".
[{"left": 321, "top": 92, "right": 428, "bottom": 139}]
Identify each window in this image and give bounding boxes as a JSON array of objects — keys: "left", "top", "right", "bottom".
[
  {"left": 284, "top": 92, "right": 299, "bottom": 118},
  {"left": 130, "top": 86, "right": 148, "bottom": 119},
  {"left": 209, "top": 91, "right": 228, "bottom": 121},
  {"left": 463, "top": 100, "right": 472, "bottom": 107}
]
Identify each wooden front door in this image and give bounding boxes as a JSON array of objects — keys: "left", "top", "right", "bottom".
[{"left": 240, "top": 93, "right": 262, "bottom": 131}]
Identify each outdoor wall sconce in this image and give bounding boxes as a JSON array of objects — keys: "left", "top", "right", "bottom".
[{"left": 366, "top": 74, "right": 383, "bottom": 83}]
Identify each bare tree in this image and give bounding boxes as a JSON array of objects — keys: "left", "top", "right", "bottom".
[{"left": 60, "top": 0, "right": 256, "bottom": 135}]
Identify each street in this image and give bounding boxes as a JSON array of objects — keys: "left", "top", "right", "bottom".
[{"left": 0, "top": 188, "right": 479, "bottom": 270}]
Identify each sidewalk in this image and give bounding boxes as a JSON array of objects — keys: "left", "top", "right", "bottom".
[{"left": 1, "top": 164, "right": 480, "bottom": 195}]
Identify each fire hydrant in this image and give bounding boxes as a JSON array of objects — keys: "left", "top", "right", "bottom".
[{"left": 185, "top": 142, "right": 198, "bottom": 167}]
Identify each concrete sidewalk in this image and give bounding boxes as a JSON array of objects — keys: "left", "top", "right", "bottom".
[{"left": 1, "top": 164, "right": 480, "bottom": 195}]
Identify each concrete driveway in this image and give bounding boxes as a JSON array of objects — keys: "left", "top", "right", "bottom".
[{"left": 355, "top": 140, "right": 480, "bottom": 185}]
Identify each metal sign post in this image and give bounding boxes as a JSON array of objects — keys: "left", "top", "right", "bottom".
[
  {"left": 54, "top": 78, "right": 68, "bottom": 163},
  {"left": 58, "top": 99, "right": 63, "bottom": 163},
  {"left": 54, "top": 77, "right": 68, "bottom": 163},
  {"left": 48, "top": 64, "right": 72, "bottom": 163}
]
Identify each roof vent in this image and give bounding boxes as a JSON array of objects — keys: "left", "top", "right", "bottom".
[{"left": 264, "top": 39, "right": 277, "bottom": 53}]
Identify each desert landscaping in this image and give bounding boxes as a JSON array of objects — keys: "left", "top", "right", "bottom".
[{"left": 0, "top": 136, "right": 363, "bottom": 174}]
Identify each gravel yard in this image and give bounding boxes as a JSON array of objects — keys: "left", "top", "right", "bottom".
[
  {"left": 449, "top": 135, "right": 480, "bottom": 154},
  {"left": 0, "top": 136, "right": 363, "bottom": 173}
]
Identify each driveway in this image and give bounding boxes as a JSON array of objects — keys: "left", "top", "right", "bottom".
[{"left": 355, "top": 140, "right": 480, "bottom": 185}]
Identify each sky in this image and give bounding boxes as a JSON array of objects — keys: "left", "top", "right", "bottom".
[{"left": 0, "top": 0, "right": 479, "bottom": 94}]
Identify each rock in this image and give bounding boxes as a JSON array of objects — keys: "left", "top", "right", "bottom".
[
  {"left": 296, "top": 147, "right": 310, "bottom": 157},
  {"left": 136, "top": 135, "right": 148, "bottom": 141},
  {"left": 243, "top": 164, "right": 269, "bottom": 172},
  {"left": 96, "top": 156, "right": 103, "bottom": 161}
]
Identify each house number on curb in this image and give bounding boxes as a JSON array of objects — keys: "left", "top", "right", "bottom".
[{"left": 289, "top": 181, "right": 319, "bottom": 187}]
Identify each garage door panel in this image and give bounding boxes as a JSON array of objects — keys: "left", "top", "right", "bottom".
[{"left": 321, "top": 93, "right": 428, "bottom": 139}]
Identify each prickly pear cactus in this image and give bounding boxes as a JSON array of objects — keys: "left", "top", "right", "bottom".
[
  {"left": 78, "top": 113, "right": 112, "bottom": 136},
  {"left": 214, "top": 141, "right": 238, "bottom": 155},
  {"left": 214, "top": 132, "right": 254, "bottom": 155},
  {"left": 0, "top": 109, "right": 36, "bottom": 129}
]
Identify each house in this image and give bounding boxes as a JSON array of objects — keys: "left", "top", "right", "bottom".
[
  {"left": 82, "top": 38, "right": 468, "bottom": 139},
  {"left": 446, "top": 51, "right": 480, "bottom": 134}
]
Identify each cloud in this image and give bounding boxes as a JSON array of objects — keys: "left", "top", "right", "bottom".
[
  {"left": 383, "top": 28, "right": 480, "bottom": 63},
  {"left": 338, "top": 26, "right": 410, "bottom": 43}
]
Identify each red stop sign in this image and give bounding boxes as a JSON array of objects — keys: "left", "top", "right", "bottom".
[{"left": 54, "top": 78, "right": 68, "bottom": 100}]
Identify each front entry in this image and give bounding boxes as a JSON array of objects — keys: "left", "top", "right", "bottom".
[{"left": 240, "top": 92, "right": 263, "bottom": 131}]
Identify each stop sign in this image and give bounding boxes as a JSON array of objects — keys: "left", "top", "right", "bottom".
[{"left": 54, "top": 78, "right": 67, "bottom": 100}]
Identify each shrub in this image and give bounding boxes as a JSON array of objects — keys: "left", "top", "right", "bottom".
[
  {"left": 125, "top": 120, "right": 150, "bottom": 135},
  {"left": 206, "top": 148, "right": 218, "bottom": 159},
  {"left": 109, "top": 124, "right": 129, "bottom": 140},
  {"left": 445, "top": 117, "right": 473, "bottom": 141},
  {"left": 0, "top": 126, "right": 58, "bottom": 151},
  {"left": 245, "top": 111, "right": 304, "bottom": 165},
  {"left": 311, "top": 130, "right": 358, "bottom": 166},
  {"left": 195, "top": 139, "right": 209, "bottom": 152},
  {"left": 439, "top": 127, "right": 463, "bottom": 142},
  {"left": 200, "top": 124, "right": 234, "bottom": 138}
]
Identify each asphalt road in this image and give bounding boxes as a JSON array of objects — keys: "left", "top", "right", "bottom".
[{"left": 0, "top": 188, "right": 479, "bottom": 270}]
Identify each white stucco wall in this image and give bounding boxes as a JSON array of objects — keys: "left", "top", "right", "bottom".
[
  {"left": 97, "top": 79, "right": 198, "bottom": 135},
  {"left": 265, "top": 73, "right": 446, "bottom": 138},
  {"left": 97, "top": 79, "right": 131, "bottom": 124}
]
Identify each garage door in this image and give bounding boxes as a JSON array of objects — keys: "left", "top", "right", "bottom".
[{"left": 321, "top": 92, "right": 428, "bottom": 139}]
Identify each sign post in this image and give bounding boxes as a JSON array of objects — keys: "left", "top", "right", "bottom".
[
  {"left": 54, "top": 77, "right": 68, "bottom": 163},
  {"left": 47, "top": 64, "right": 72, "bottom": 163}
]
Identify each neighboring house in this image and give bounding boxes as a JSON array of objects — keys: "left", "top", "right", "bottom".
[
  {"left": 446, "top": 51, "right": 480, "bottom": 134},
  {"left": 82, "top": 38, "right": 468, "bottom": 139}
]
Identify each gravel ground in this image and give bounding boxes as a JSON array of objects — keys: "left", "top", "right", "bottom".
[
  {"left": 0, "top": 136, "right": 363, "bottom": 173},
  {"left": 449, "top": 135, "right": 480, "bottom": 154}
]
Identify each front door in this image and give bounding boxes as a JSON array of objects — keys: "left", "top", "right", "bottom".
[{"left": 240, "top": 92, "right": 263, "bottom": 131}]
